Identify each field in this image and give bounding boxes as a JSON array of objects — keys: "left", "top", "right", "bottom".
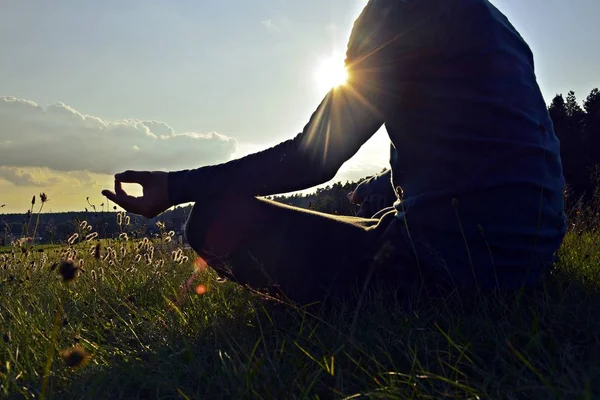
[{"left": 1, "top": 212, "right": 599, "bottom": 399}]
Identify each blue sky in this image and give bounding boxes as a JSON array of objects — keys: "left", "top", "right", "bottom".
[{"left": 0, "top": 0, "right": 598, "bottom": 212}]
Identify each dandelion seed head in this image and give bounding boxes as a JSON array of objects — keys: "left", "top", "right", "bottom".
[
  {"left": 59, "top": 345, "right": 90, "bottom": 368},
  {"left": 58, "top": 259, "right": 79, "bottom": 282}
]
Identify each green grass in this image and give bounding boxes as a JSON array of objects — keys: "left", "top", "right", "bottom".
[{"left": 1, "top": 219, "right": 599, "bottom": 399}]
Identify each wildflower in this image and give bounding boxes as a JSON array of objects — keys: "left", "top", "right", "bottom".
[
  {"left": 79, "top": 221, "right": 88, "bottom": 230},
  {"left": 90, "top": 270, "right": 97, "bottom": 280},
  {"left": 164, "top": 236, "right": 172, "bottom": 243},
  {"left": 31, "top": 195, "right": 35, "bottom": 206},
  {"left": 40, "top": 193, "right": 48, "bottom": 203},
  {"left": 67, "top": 233, "right": 79, "bottom": 245},
  {"left": 452, "top": 198, "right": 459, "bottom": 210},
  {"left": 85, "top": 232, "right": 98, "bottom": 242},
  {"left": 168, "top": 231, "right": 175, "bottom": 237},
  {"left": 78, "top": 259, "right": 84, "bottom": 268},
  {"left": 58, "top": 259, "right": 79, "bottom": 282},
  {"left": 134, "top": 254, "right": 142, "bottom": 263},
  {"left": 117, "top": 213, "right": 123, "bottom": 226},
  {"left": 125, "top": 216, "right": 130, "bottom": 226},
  {"left": 59, "top": 345, "right": 90, "bottom": 368},
  {"left": 118, "top": 232, "right": 129, "bottom": 241},
  {"left": 172, "top": 249, "right": 182, "bottom": 262},
  {"left": 120, "top": 246, "right": 126, "bottom": 257}
]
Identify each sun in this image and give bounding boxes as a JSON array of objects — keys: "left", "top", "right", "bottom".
[{"left": 314, "top": 52, "right": 349, "bottom": 93}]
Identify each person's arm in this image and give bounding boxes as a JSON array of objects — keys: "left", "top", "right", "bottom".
[
  {"left": 102, "top": 0, "right": 408, "bottom": 217},
  {"left": 167, "top": 0, "right": 407, "bottom": 205},
  {"left": 167, "top": 86, "right": 385, "bottom": 205}
]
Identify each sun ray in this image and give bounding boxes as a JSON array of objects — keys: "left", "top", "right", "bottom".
[{"left": 315, "top": 52, "right": 349, "bottom": 94}]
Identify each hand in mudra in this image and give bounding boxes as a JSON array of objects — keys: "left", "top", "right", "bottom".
[{"left": 102, "top": 171, "right": 172, "bottom": 218}]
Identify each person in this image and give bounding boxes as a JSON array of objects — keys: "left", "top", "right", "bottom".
[
  {"left": 348, "top": 168, "right": 397, "bottom": 218},
  {"left": 103, "top": 0, "right": 567, "bottom": 305}
]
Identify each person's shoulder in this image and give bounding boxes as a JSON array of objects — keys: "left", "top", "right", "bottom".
[{"left": 346, "top": 0, "right": 409, "bottom": 58}]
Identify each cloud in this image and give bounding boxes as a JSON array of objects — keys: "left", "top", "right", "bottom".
[
  {"left": 0, "top": 96, "right": 238, "bottom": 179},
  {"left": 0, "top": 167, "right": 65, "bottom": 187},
  {"left": 261, "top": 19, "right": 280, "bottom": 31}
]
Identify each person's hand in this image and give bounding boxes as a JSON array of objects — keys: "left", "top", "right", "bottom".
[
  {"left": 347, "top": 190, "right": 361, "bottom": 205},
  {"left": 101, "top": 170, "right": 171, "bottom": 218}
]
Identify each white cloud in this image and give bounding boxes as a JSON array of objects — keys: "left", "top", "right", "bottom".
[{"left": 0, "top": 96, "right": 238, "bottom": 183}]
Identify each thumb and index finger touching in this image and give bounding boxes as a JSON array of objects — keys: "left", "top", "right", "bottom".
[{"left": 101, "top": 170, "right": 149, "bottom": 213}]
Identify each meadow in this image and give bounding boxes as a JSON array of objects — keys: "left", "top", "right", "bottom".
[{"left": 1, "top": 198, "right": 599, "bottom": 399}]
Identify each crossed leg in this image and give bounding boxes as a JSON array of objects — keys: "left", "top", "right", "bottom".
[{"left": 183, "top": 196, "right": 410, "bottom": 305}]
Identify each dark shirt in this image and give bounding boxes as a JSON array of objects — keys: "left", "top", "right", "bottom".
[{"left": 168, "top": 0, "right": 567, "bottom": 290}]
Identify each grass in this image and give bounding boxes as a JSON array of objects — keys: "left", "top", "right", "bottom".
[{"left": 1, "top": 208, "right": 599, "bottom": 399}]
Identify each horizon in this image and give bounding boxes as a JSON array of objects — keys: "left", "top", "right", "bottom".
[{"left": 1, "top": 0, "right": 599, "bottom": 214}]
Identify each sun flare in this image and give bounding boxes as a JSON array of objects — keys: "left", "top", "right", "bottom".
[{"left": 315, "top": 52, "right": 349, "bottom": 93}]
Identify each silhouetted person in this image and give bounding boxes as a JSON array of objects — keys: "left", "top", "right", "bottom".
[{"left": 103, "top": 0, "right": 567, "bottom": 305}]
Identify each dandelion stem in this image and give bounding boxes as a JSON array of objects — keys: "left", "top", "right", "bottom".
[{"left": 40, "top": 303, "right": 63, "bottom": 400}]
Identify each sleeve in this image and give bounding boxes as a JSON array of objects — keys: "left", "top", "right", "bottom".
[{"left": 167, "top": 1, "right": 404, "bottom": 206}]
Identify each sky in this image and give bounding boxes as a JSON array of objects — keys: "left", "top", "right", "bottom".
[{"left": 0, "top": 0, "right": 598, "bottom": 214}]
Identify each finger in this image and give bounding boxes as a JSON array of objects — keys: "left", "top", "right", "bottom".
[
  {"left": 115, "top": 180, "right": 127, "bottom": 197},
  {"left": 101, "top": 190, "right": 142, "bottom": 214},
  {"left": 115, "top": 170, "right": 150, "bottom": 184}
]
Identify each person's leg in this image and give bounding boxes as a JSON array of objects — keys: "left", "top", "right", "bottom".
[{"left": 184, "top": 196, "right": 405, "bottom": 305}]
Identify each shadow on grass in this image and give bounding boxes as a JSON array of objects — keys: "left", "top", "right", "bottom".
[{"left": 58, "top": 263, "right": 600, "bottom": 400}]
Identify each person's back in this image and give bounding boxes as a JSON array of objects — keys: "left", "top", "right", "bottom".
[{"left": 350, "top": 0, "right": 566, "bottom": 289}]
